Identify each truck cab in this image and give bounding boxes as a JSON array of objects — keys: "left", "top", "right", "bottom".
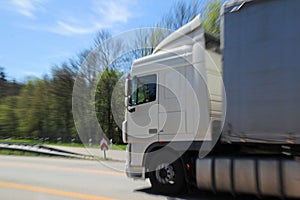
[{"left": 122, "top": 16, "right": 223, "bottom": 192}]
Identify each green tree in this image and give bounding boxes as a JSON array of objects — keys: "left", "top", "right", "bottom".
[
  {"left": 16, "top": 78, "right": 55, "bottom": 140},
  {"left": 202, "top": 0, "right": 222, "bottom": 37},
  {"left": 49, "top": 64, "right": 77, "bottom": 142},
  {"left": 0, "top": 96, "right": 19, "bottom": 137},
  {"left": 0, "top": 67, "right": 7, "bottom": 100},
  {"left": 16, "top": 70, "right": 76, "bottom": 142},
  {"left": 95, "top": 69, "right": 123, "bottom": 143},
  {"left": 17, "top": 79, "right": 45, "bottom": 138}
]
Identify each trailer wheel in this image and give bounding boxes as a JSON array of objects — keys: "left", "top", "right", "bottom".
[{"left": 148, "top": 151, "right": 185, "bottom": 194}]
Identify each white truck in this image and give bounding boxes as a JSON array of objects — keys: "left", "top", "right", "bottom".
[{"left": 122, "top": 0, "right": 300, "bottom": 198}]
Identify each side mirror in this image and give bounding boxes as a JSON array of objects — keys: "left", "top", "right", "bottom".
[
  {"left": 125, "top": 76, "right": 136, "bottom": 113},
  {"left": 128, "top": 107, "right": 136, "bottom": 113},
  {"left": 125, "top": 79, "right": 130, "bottom": 97},
  {"left": 125, "top": 97, "right": 128, "bottom": 107},
  {"left": 125, "top": 97, "right": 136, "bottom": 113}
]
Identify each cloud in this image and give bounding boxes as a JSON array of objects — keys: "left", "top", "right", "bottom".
[
  {"left": 50, "top": 0, "right": 137, "bottom": 36},
  {"left": 94, "top": 1, "right": 133, "bottom": 24},
  {"left": 2, "top": 0, "right": 138, "bottom": 36},
  {"left": 1, "top": 0, "right": 46, "bottom": 18},
  {"left": 23, "top": 71, "right": 42, "bottom": 77},
  {"left": 49, "top": 21, "right": 103, "bottom": 36}
]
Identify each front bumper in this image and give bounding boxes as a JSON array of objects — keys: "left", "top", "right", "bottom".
[
  {"left": 125, "top": 144, "right": 146, "bottom": 180},
  {"left": 125, "top": 164, "right": 145, "bottom": 180}
]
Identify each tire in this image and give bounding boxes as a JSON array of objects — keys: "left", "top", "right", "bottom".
[{"left": 148, "top": 151, "right": 186, "bottom": 194}]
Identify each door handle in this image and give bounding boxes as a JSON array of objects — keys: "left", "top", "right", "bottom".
[{"left": 148, "top": 129, "right": 157, "bottom": 134}]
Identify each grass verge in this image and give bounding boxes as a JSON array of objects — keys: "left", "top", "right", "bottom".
[{"left": 0, "top": 138, "right": 126, "bottom": 150}]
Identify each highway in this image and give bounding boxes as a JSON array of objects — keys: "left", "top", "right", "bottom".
[{"left": 0, "top": 155, "right": 256, "bottom": 200}]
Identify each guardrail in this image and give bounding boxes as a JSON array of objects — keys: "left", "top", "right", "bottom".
[{"left": 0, "top": 142, "right": 90, "bottom": 159}]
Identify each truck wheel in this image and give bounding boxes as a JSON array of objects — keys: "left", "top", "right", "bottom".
[{"left": 148, "top": 151, "right": 185, "bottom": 194}]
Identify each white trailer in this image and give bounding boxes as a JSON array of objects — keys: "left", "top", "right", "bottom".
[{"left": 123, "top": 0, "right": 300, "bottom": 198}]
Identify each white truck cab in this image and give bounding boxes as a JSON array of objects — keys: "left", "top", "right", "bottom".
[{"left": 123, "top": 16, "right": 223, "bottom": 191}]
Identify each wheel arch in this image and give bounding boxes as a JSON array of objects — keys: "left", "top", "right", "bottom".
[{"left": 143, "top": 142, "right": 188, "bottom": 179}]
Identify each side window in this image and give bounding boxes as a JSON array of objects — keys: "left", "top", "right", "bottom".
[{"left": 130, "top": 74, "right": 157, "bottom": 106}]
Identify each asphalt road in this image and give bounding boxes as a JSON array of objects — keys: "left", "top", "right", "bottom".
[{"left": 0, "top": 155, "right": 258, "bottom": 200}]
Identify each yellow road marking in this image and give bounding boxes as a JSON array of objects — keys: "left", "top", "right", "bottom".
[
  {"left": 0, "top": 162, "right": 125, "bottom": 176},
  {"left": 0, "top": 181, "right": 115, "bottom": 200}
]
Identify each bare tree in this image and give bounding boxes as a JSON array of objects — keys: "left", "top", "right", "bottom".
[
  {"left": 131, "top": 0, "right": 201, "bottom": 60},
  {"left": 73, "top": 29, "right": 125, "bottom": 144},
  {"left": 160, "top": 0, "right": 201, "bottom": 31}
]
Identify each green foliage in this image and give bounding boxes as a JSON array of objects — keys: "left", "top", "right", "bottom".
[
  {"left": 0, "top": 96, "right": 19, "bottom": 137},
  {"left": 112, "top": 144, "right": 126, "bottom": 151},
  {"left": 0, "top": 63, "right": 78, "bottom": 142},
  {"left": 202, "top": 0, "right": 221, "bottom": 37},
  {"left": 49, "top": 65, "right": 77, "bottom": 141},
  {"left": 17, "top": 79, "right": 44, "bottom": 137},
  {"left": 95, "top": 69, "right": 123, "bottom": 144},
  {"left": 0, "top": 149, "right": 44, "bottom": 156}
]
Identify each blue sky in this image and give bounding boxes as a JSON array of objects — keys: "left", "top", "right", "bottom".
[{"left": 0, "top": 0, "right": 204, "bottom": 82}]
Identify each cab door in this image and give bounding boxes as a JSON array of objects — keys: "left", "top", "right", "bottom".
[{"left": 127, "top": 74, "right": 159, "bottom": 142}]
